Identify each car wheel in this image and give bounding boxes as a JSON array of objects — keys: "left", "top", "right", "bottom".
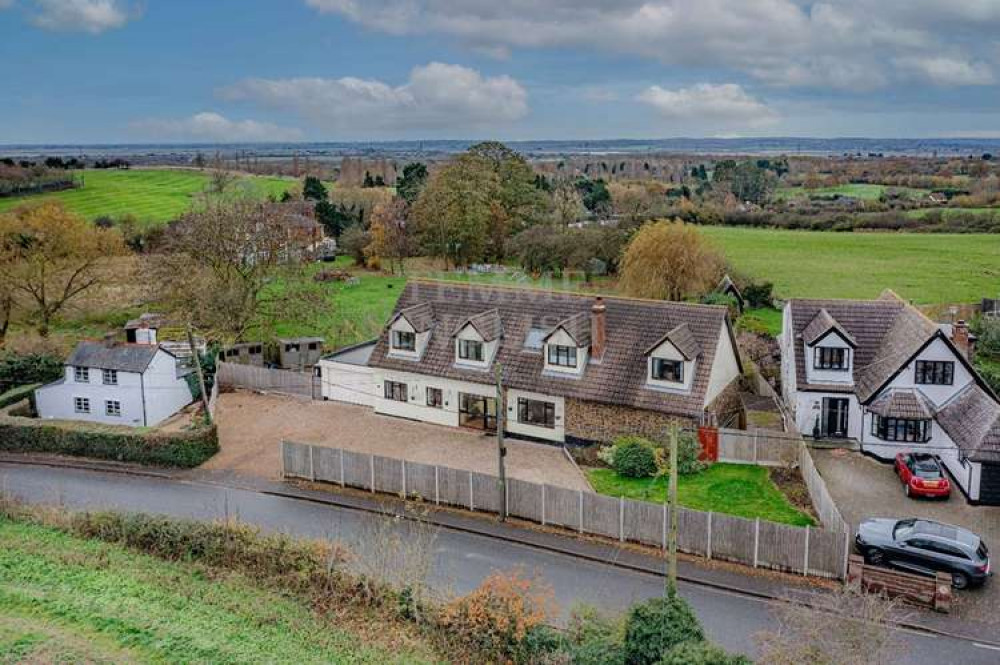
[
  {"left": 865, "top": 548, "right": 885, "bottom": 566},
  {"left": 951, "top": 572, "right": 969, "bottom": 590}
]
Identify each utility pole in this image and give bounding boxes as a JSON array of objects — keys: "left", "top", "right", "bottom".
[
  {"left": 666, "top": 420, "right": 679, "bottom": 597},
  {"left": 187, "top": 322, "right": 212, "bottom": 424},
  {"left": 495, "top": 362, "right": 507, "bottom": 522}
]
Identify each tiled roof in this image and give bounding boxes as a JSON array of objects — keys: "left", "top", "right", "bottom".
[
  {"left": 935, "top": 384, "right": 1000, "bottom": 463},
  {"left": 452, "top": 308, "right": 504, "bottom": 342},
  {"left": 545, "top": 312, "right": 591, "bottom": 347},
  {"left": 391, "top": 303, "right": 435, "bottom": 333},
  {"left": 802, "top": 308, "right": 857, "bottom": 346},
  {"left": 368, "top": 280, "right": 738, "bottom": 419},
  {"left": 644, "top": 323, "right": 702, "bottom": 360},
  {"left": 66, "top": 342, "right": 160, "bottom": 373},
  {"left": 868, "top": 389, "right": 934, "bottom": 419}
]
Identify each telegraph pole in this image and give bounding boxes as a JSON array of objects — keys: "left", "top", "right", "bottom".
[
  {"left": 495, "top": 362, "right": 508, "bottom": 522},
  {"left": 187, "top": 322, "right": 212, "bottom": 424},
  {"left": 666, "top": 420, "right": 679, "bottom": 597}
]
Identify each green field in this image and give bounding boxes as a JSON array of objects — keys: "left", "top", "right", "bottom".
[
  {"left": 774, "top": 183, "right": 929, "bottom": 201},
  {"left": 703, "top": 226, "right": 1000, "bottom": 303},
  {"left": 586, "top": 464, "right": 814, "bottom": 527},
  {"left": 0, "top": 169, "right": 295, "bottom": 226},
  {"left": 0, "top": 519, "right": 435, "bottom": 664},
  {"left": 903, "top": 206, "right": 999, "bottom": 219}
]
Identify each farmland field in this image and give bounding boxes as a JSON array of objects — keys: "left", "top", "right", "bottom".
[
  {"left": 702, "top": 226, "right": 1000, "bottom": 303},
  {"left": 774, "top": 183, "right": 928, "bottom": 201},
  {"left": 903, "top": 206, "right": 999, "bottom": 219},
  {"left": 0, "top": 168, "right": 296, "bottom": 226}
]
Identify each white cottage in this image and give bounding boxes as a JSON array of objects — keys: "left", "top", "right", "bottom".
[
  {"left": 781, "top": 290, "right": 1000, "bottom": 505},
  {"left": 35, "top": 341, "right": 193, "bottom": 427}
]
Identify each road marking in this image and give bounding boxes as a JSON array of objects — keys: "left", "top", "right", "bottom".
[{"left": 973, "top": 643, "right": 1000, "bottom": 652}]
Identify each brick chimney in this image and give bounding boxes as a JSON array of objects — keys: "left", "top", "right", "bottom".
[
  {"left": 591, "top": 297, "right": 607, "bottom": 361},
  {"left": 103, "top": 332, "right": 118, "bottom": 348},
  {"left": 952, "top": 320, "right": 973, "bottom": 360}
]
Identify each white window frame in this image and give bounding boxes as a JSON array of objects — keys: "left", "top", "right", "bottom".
[
  {"left": 74, "top": 366, "right": 89, "bottom": 383},
  {"left": 74, "top": 397, "right": 90, "bottom": 413},
  {"left": 102, "top": 369, "right": 118, "bottom": 385},
  {"left": 105, "top": 400, "right": 122, "bottom": 417}
]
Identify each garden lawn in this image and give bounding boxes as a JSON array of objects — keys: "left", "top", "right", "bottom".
[
  {"left": 774, "top": 183, "right": 928, "bottom": 201},
  {"left": 0, "top": 519, "right": 436, "bottom": 664},
  {"left": 702, "top": 226, "right": 1000, "bottom": 304},
  {"left": 737, "top": 307, "right": 782, "bottom": 337},
  {"left": 0, "top": 169, "right": 295, "bottom": 227},
  {"left": 586, "top": 464, "right": 815, "bottom": 527}
]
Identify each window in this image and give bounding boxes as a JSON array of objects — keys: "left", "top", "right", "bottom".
[
  {"left": 871, "top": 415, "right": 930, "bottom": 442},
  {"left": 518, "top": 398, "right": 555, "bottom": 428},
  {"left": 248, "top": 345, "right": 262, "bottom": 355},
  {"left": 285, "top": 343, "right": 300, "bottom": 352},
  {"left": 547, "top": 344, "right": 577, "bottom": 368},
  {"left": 105, "top": 400, "right": 122, "bottom": 417},
  {"left": 308, "top": 342, "right": 318, "bottom": 351},
  {"left": 426, "top": 387, "right": 443, "bottom": 408},
  {"left": 915, "top": 360, "right": 954, "bottom": 385},
  {"left": 384, "top": 380, "right": 407, "bottom": 402},
  {"left": 814, "top": 346, "right": 848, "bottom": 370},
  {"left": 102, "top": 369, "right": 118, "bottom": 385},
  {"left": 458, "top": 339, "right": 484, "bottom": 362},
  {"left": 73, "top": 397, "right": 90, "bottom": 413},
  {"left": 651, "top": 358, "right": 684, "bottom": 383},
  {"left": 74, "top": 366, "right": 89, "bottom": 383},
  {"left": 392, "top": 330, "right": 416, "bottom": 351}
]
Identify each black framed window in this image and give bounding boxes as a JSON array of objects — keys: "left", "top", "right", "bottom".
[
  {"left": 426, "top": 387, "right": 443, "bottom": 408},
  {"left": 547, "top": 344, "right": 577, "bottom": 368},
  {"left": 651, "top": 358, "right": 684, "bottom": 382},
  {"left": 915, "top": 360, "right": 954, "bottom": 385},
  {"left": 392, "top": 330, "right": 416, "bottom": 351},
  {"left": 518, "top": 398, "right": 555, "bottom": 428},
  {"left": 458, "top": 339, "right": 484, "bottom": 362},
  {"left": 814, "top": 346, "right": 848, "bottom": 370},
  {"left": 383, "top": 380, "right": 407, "bottom": 402},
  {"left": 871, "top": 415, "right": 930, "bottom": 442}
]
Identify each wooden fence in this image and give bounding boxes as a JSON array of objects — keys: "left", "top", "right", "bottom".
[
  {"left": 207, "top": 376, "right": 220, "bottom": 419},
  {"left": 799, "top": 442, "right": 849, "bottom": 533},
  {"left": 281, "top": 440, "right": 850, "bottom": 580},
  {"left": 216, "top": 361, "right": 320, "bottom": 399},
  {"left": 717, "top": 427, "right": 801, "bottom": 466}
]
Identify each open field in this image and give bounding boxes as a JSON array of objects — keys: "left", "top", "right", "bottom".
[
  {"left": 0, "top": 519, "right": 436, "bottom": 663},
  {"left": 586, "top": 464, "right": 814, "bottom": 527},
  {"left": 774, "top": 183, "right": 928, "bottom": 201},
  {"left": 903, "top": 206, "right": 1000, "bottom": 219},
  {"left": 702, "top": 226, "right": 1000, "bottom": 303},
  {"left": 0, "top": 169, "right": 296, "bottom": 226}
]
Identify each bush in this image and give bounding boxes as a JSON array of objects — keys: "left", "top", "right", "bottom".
[
  {"left": 0, "top": 383, "right": 39, "bottom": 409},
  {"left": 624, "top": 596, "right": 704, "bottom": 665},
  {"left": 564, "top": 605, "right": 626, "bottom": 665},
  {"left": 339, "top": 225, "right": 371, "bottom": 266},
  {"left": 742, "top": 281, "right": 774, "bottom": 309},
  {"left": 0, "top": 418, "right": 218, "bottom": 467},
  {"left": 611, "top": 436, "right": 659, "bottom": 478},
  {"left": 657, "top": 640, "right": 751, "bottom": 665},
  {"left": 0, "top": 351, "right": 63, "bottom": 392}
]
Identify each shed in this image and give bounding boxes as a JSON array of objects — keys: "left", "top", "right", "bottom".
[{"left": 278, "top": 336, "right": 325, "bottom": 369}]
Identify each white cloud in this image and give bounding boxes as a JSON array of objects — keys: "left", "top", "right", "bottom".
[
  {"left": 304, "top": 1, "right": 1000, "bottom": 90},
  {"left": 130, "top": 112, "right": 304, "bottom": 143},
  {"left": 893, "top": 56, "right": 994, "bottom": 86},
  {"left": 219, "top": 62, "right": 528, "bottom": 135},
  {"left": 29, "top": 0, "right": 137, "bottom": 33},
  {"left": 637, "top": 83, "right": 778, "bottom": 131}
]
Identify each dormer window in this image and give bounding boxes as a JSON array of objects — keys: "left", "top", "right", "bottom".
[
  {"left": 547, "top": 344, "right": 577, "bottom": 368},
  {"left": 814, "top": 347, "right": 848, "bottom": 371},
  {"left": 651, "top": 358, "right": 683, "bottom": 383},
  {"left": 458, "top": 339, "right": 484, "bottom": 362},
  {"left": 392, "top": 330, "right": 416, "bottom": 352},
  {"left": 915, "top": 360, "right": 953, "bottom": 385}
]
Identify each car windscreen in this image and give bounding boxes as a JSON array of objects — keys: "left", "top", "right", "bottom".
[
  {"left": 892, "top": 519, "right": 916, "bottom": 539},
  {"left": 913, "top": 461, "right": 943, "bottom": 479}
]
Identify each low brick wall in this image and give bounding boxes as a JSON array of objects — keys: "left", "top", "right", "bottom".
[
  {"left": 563, "top": 398, "right": 695, "bottom": 445},
  {"left": 847, "top": 555, "right": 952, "bottom": 613}
]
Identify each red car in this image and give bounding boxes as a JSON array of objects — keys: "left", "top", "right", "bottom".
[{"left": 895, "top": 453, "right": 951, "bottom": 499}]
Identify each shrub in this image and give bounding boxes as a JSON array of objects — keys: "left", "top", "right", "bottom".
[
  {"left": 0, "top": 351, "right": 63, "bottom": 392},
  {"left": 564, "top": 605, "right": 626, "bottom": 665},
  {"left": 624, "top": 596, "right": 704, "bottom": 665},
  {"left": 0, "top": 418, "right": 218, "bottom": 467},
  {"left": 742, "top": 281, "right": 774, "bottom": 309},
  {"left": 652, "top": 431, "right": 707, "bottom": 476},
  {"left": 657, "top": 640, "right": 751, "bottom": 665},
  {"left": 339, "top": 225, "right": 371, "bottom": 266},
  {"left": 441, "top": 569, "right": 556, "bottom": 663},
  {"left": 0, "top": 383, "right": 39, "bottom": 409},
  {"left": 611, "top": 436, "right": 659, "bottom": 478}
]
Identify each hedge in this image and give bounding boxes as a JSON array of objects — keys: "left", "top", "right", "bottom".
[
  {"left": 0, "top": 383, "right": 40, "bottom": 409},
  {"left": 0, "top": 417, "right": 218, "bottom": 468}
]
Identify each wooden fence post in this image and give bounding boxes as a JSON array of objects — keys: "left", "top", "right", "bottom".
[
  {"left": 339, "top": 448, "right": 345, "bottom": 487},
  {"left": 369, "top": 454, "right": 375, "bottom": 493},
  {"left": 309, "top": 445, "right": 315, "bottom": 481},
  {"left": 401, "top": 459, "right": 407, "bottom": 499},
  {"left": 662, "top": 503, "right": 668, "bottom": 550},
  {"left": 505, "top": 478, "right": 510, "bottom": 517},
  {"left": 706, "top": 511, "right": 713, "bottom": 560},
  {"left": 619, "top": 496, "right": 625, "bottom": 542},
  {"left": 434, "top": 466, "right": 440, "bottom": 505},
  {"left": 578, "top": 490, "right": 584, "bottom": 533},
  {"left": 842, "top": 530, "right": 851, "bottom": 580},
  {"left": 469, "top": 473, "right": 474, "bottom": 511},
  {"left": 280, "top": 442, "right": 286, "bottom": 477},
  {"left": 541, "top": 485, "right": 546, "bottom": 525},
  {"left": 752, "top": 430, "right": 759, "bottom": 464},
  {"left": 753, "top": 518, "right": 760, "bottom": 568},
  {"left": 803, "top": 525, "right": 810, "bottom": 577}
]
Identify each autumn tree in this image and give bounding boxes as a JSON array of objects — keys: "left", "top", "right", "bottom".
[
  {"left": 618, "top": 220, "right": 725, "bottom": 301},
  {"left": 0, "top": 203, "right": 125, "bottom": 337},
  {"left": 551, "top": 182, "right": 586, "bottom": 226},
  {"left": 712, "top": 160, "right": 777, "bottom": 205},
  {"left": 364, "top": 198, "right": 410, "bottom": 274}
]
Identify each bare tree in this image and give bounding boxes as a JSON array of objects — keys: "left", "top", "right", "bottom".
[{"left": 209, "top": 153, "right": 236, "bottom": 194}]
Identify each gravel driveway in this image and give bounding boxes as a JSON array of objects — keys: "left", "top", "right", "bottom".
[
  {"left": 205, "top": 391, "right": 591, "bottom": 491},
  {"left": 811, "top": 448, "right": 1000, "bottom": 622}
]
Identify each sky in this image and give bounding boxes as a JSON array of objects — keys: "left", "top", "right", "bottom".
[{"left": 4, "top": 0, "right": 1000, "bottom": 144}]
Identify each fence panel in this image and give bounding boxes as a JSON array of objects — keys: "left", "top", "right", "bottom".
[
  {"left": 624, "top": 499, "right": 664, "bottom": 548},
  {"left": 808, "top": 528, "right": 848, "bottom": 578},
  {"left": 217, "top": 361, "right": 315, "bottom": 398},
  {"left": 313, "top": 446, "right": 341, "bottom": 484},
  {"left": 405, "top": 461, "right": 437, "bottom": 501},
  {"left": 471, "top": 472, "right": 502, "bottom": 514},
  {"left": 438, "top": 466, "right": 471, "bottom": 509},
  {"left": 757, "top": 520, "right": 807, "bottom": 573},
  {"left": 756, "top": 437, "right": 798, "bottom": 466},
  {"left": 373, "top": 455, "right": 403, "bottom": 495},
  {"left": 710, "top": 513, "right": 757, "bottom": 565},
  {"left": 508, "top": 478, "right": 543, "bottom": 523},
  {"left": 281, "top": 441, "right": 310, "bottom": 478},
  {"left": 676, "top": 507, "right": 710, "bottom": 556},
  {"left": 719, "top": 430, "right": 755, "bottom": 463},
  {"left": 342, "top": 450, "right": 372, "bottom": 489},
  {"left": 545, "top": 485, "right": 581, "bottom": 531},
  {"left": 583, "top": 492, "right": 620, "bottom": 539},
  {"left": 799, "top": 445, "right": 848, "bottom": 533}
]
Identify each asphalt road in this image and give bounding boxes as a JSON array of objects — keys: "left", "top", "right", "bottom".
[{"left": 1, "top": 464, "right": 997, "bottom": 664}]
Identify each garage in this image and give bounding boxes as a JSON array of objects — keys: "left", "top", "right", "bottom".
[
  {"left": 318, "top": 342, "right": 376, "bottom": 407},
  {"left": 978, "top": 463, "right": 1000, "bottom": 506}
]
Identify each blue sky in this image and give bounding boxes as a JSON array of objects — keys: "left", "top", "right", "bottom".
[{"left": 4, "top": 0, "right": 1000, "bottom": 143}]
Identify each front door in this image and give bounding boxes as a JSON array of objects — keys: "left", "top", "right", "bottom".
[
  {"left": 822, "top": 397, "right": 850, "bottom": 438},
  {"left": 459, "top": 393, "right": 497, "bottom": 431}
]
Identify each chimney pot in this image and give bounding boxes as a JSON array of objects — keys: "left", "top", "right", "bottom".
[
  {"left": 952, "top": 320, "right": 972, "bottom": 360},
  {"left": 591, "top": 297, "right": 607, "bottom": 360}
]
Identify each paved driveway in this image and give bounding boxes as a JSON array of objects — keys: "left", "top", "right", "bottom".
[
  {"left": 206, "top": 391, "right": 591, "bottom": 491},
  {"left": 812, "top": 448, "right": 1000, "bottom": 622}
]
